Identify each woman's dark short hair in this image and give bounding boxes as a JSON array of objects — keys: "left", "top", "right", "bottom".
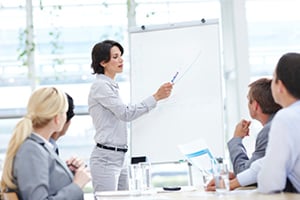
[{"left": 91, "top": 40, "right": 124, "bottom": 74}]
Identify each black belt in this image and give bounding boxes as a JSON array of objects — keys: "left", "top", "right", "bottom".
[{"left": 97, "top": 143, "right": 128, "bottom": 153}]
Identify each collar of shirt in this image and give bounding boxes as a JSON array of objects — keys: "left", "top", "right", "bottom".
[
  {"left": 49, "top": 137, "right": 59, "bottom": 152},
  {"left": 32, "top": 132, "right": 54, "bottom": 149},
  {"left": 96, "top": 74, "right": 119, "bottom": 89},
  {"left": 289, "top": 100, "right": 300, "bottom": 108}
]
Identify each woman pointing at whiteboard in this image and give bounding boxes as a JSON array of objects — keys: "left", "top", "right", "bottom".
[{"left": 88, "top": 39, "right": 173, "bottom": 192}]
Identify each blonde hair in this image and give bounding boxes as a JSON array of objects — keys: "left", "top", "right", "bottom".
[{"left": 1, "top": 87, "right": 68, "bottom": 191}]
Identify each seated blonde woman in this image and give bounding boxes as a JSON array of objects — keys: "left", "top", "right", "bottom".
[{"left": 1, "top": 87, "right": 91, "bottom": 200}]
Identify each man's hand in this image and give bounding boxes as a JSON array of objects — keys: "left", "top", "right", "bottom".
[
  {"left": 205, "top": 171, "right": 236, "bottom": 192},
  {"left": 66, "top": 156, "right": 86, "bottom": 172},
  {"left": 233, "top": 119, "right": 251, "bottom": 139}
]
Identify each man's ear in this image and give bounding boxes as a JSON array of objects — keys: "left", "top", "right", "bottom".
[
  {"left": 253, "top": 99, "right": 259, "bottom": 111},
  {"left": 278, "top": 80, "right": 285, "bottom": 94}
]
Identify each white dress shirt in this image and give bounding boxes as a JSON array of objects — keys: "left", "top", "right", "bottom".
[
  {"left": 88, "top": 74, "right": 157, "bottom": 147},
  {"left": 237, "top": 101, "right": 300, "bottom": 193},
  {"left": 257, "top": 100, "right": 300, "bottom": 193}
]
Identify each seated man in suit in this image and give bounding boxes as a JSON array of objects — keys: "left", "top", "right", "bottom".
[
  {"left": 228, "top": 78, "right": 281, "bottom": 175},
  {"left": 50, "top": 93, "right": 85, "bottom": 172},
  {"left": 50, "top": 93, "right": 74, "bottom": 155},
  {"left": 206, "top": 78, "right": 281, "bottom": 190},
  {"left": 208, "top": 52, "right": 300, "bottom": 193}
]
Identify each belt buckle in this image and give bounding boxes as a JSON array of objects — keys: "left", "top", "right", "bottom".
[{"left": 114, "top": 146, "right": 118, "bottom": 151}]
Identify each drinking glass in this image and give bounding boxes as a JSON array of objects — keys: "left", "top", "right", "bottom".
[{"left": 213, "top": 161, "right": 229, "bottom": 193}]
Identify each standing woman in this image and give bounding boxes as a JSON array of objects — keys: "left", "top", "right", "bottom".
[
  {"left": 89, "top": 40, "right": 173, "bottom": 192},
  {"left": 1, "top": 87, "right": 91, "bottom": 200}
]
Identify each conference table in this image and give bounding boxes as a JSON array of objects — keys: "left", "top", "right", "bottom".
[{"left": 84, "top": 186, "right": 300, "bottom": 200}]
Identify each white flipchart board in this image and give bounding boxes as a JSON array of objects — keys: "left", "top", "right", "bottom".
[{"left": 129, "top": 19, "right": 225, "bottom": 163}]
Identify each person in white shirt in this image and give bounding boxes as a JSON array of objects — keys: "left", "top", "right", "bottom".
[
  {"left": 207, "top": 52, "right": 300, "bottom": 193},
  {"left": 88, "top": 40, "right": 173, "bottom": 192},
  {"left": 242, "top": 52, "right": 300, "bottom": 193}
]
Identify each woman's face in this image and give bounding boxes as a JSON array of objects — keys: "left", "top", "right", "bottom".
[{"left": 102, "top": 46, "right": 123, "bottom": 79}]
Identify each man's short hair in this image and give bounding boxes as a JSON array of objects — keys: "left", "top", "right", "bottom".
[
  {"left": 248, "top": 78, "right": 281, "bottom": 114},
  {"left": 65, "top": 93, "right": 74, "bottom": 122},
  {"left": 276, "top": 52, "right": 300, "bottom": 99}
]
